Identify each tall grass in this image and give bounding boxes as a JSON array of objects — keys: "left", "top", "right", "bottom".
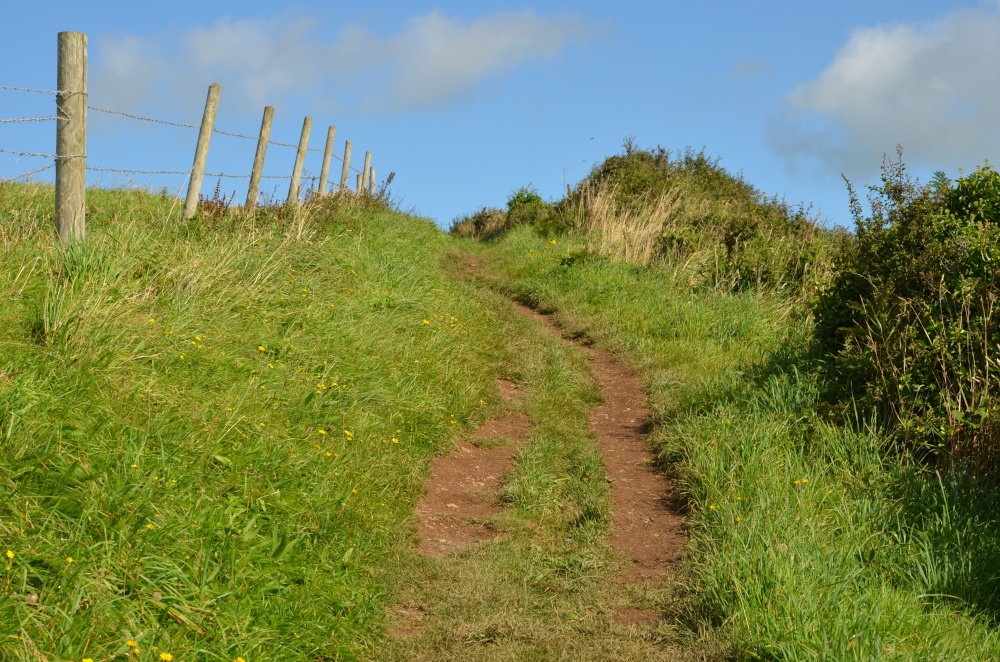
[{"left": 0, "top": 183, "right": 515, "bottom": 660}]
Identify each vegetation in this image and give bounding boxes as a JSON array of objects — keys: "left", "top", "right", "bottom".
[
  {"left": 452, "top": 142, "right": 838, "bottom": 296},
  {"left": 816, "top": 151, "right": 1000, "bottom": 468},
  {"left": 0, "top": 183, "right": 518, "bottom": 659}
]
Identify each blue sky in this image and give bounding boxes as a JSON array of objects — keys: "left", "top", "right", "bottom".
[{"left": 2, "top": 1, "right": 997, "bottom": 227}]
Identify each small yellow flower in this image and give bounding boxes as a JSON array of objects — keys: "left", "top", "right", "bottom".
[
  {"left": 422, "top": 320, "right": 429, "bottom": 324},
  {"left": 148, "top": 318, "right": 155, "bottom": 323},
  {"left": 5, "top": 550, "right": 13, "bottom": 560},
  {"left": 160, "top": 654, "right": 173, "bottom": 662},
  {"left": 66, "top": 557, "right": 73, "bottom": 563},
  {"left": 146, "top": 524, "right": 154, "bottom": 530},
  {"left": 708, "top": 505, "right": 717, "bottom": 511},
  {"left": 235, "top": 657, "right": 247, "bottom": 662},
  {"left": 126, "top": 640, "right": 138, "bottom": 649},
  {"left": 736, "top": 517, "right": 742, "bottom": 523},
  {"left": 258, "top": 346, "right": 266, "bottom": 352},
  {"left": 391, "top": 438, "right": 399, "bottom": 444},
  {"left": 326, "top": 452, "right": 332, "bottom": 457},
  {"left": 83, "top": 658, "right": 94, "bottom": 662},
  {"left": 318, "top": 429, "right": 327, "bottom": 435},
  {"left": 179, "top": 354, "right": 185, "bottom": 359}
]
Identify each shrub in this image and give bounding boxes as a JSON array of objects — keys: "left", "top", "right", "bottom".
[{"left": 815, "top": 150, "right": 1000, "bottom": 469}]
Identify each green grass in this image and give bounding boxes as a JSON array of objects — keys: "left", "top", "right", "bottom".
[
  {"left": 470, "top": 226, "right": 1000, "bottom": 660},
  {"left": 0, "top": 184, "right": 526, "bottom": 660}
]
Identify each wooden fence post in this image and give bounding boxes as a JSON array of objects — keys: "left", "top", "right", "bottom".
[
  {"left": 361, "top": 150, "right": 372, "bottom": 195},
  {"left": 368, "top": 166, "right": 375, "bottom": 196},
  {"left": 246, "top": 105, "right": 274, "bottom": 208},
  {"left": 356, "top": 173, "right": 362, "bottom": 193},
  {"left": 55, "top": 31, "right": 87, "bottom": 243},
  {"left": 183, "top": 83, "right": 221, "bottom": 220},
  {"left": 339, "top": 140, "right": 352, "bottom": 191},
  {"left": 287, "top": 116, "right": 312, "bottom": 205},
  {"left": 317, "top": 125, "right": 336, "bottom": 195}
]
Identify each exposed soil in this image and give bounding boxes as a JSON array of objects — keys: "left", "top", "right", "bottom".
[
  {"left": 414, "top": 379, "right": 530, "bottom": 557},
  {"left": 513, "top": 303, "right": 685, "bottom": 581}
]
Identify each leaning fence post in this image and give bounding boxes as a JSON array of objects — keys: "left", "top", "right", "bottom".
[
  {"left": 287, "top": 116, "right": 312, "bottom": 205},
  {"left": 361, "top": 150, "right": 372, "bottom": 195},
  {"left": 183, "top": 83, "right": 221, "bottom": 220},
  {"left": 246, "top": 105, "right": 274, "bottom": 208},
  {"left": 55, "top": 31, "right": 87, "bottom": 243},
  {"left": 317, "top": 125, "right": 336, "bottom": 195},
  {"left": 339, "top": 140, "right": 352, "bottom": 191},
  {"left": 368, "top": 166, "right": 375, "bottom": 196}
]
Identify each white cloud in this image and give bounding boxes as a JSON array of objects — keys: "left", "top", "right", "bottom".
[
  {"left": 770, "top": 4, "right": 1000, "bottom": 179},
  {"left": 91, "top": 11, "right": 599, "bottom": 118}
]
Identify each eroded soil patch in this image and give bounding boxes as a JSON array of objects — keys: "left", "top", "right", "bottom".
[
  {"left": 514, "top": 303, "right": 684, "bottom": 581},
  {"left": 415, "top": 412, "right": 531, "bottom": 557}
]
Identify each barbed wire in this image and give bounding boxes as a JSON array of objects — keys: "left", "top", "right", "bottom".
[
  {"left": 0, "top": 116, "right": 58, "bottom": 124},
  {"left": 88, "top": 166, "right": 190, "bottom": 176},
  {"left": 4, "top": 84, "right": 372, "bottom": 178},
  {"left": 88, "top": 106, "right": 200, "bottom": 130},
  {"left": 0, "top": 147, "right": 84, "bottom": 159},
  {"left": 1, "top": 163, "right": 55, "bottom": 183},
  {"left": 0, "top": 85, "right": 69, "bottom": 95}
]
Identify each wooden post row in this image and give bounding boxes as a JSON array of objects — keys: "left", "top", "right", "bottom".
[
  {"left": 340, "top": 140, "right": 352, "bottom": 191},
  {"left": 317, "top": 126, "right": 336, "bottom": 195},
  {"left": 183, "top": 83, "right": 221, "bottom": 220},
  {"left": 287, "top": 117, "right": 312, "bottom": 205},
  {"left": 55, "top": 31, "right": 87, "bottom": 243},
  {"left": 361, "top": 150, "right": 372, "bottom": 195},
  {"left": 246, "top": 105, "right": 274, "bottom": 208}
]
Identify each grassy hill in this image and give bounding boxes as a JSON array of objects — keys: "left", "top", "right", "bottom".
[
  {"left": 5, "top": 142, "right": 1000, "bottom": 661},
  {"left": 0, "top": 185, "right": 520, "bottom": 659}
]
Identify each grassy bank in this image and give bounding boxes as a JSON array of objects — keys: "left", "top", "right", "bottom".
[
  {"left": 469, "top": 226, "right": 1000, "bottom": 659},
  {"left": 0, "top": 184, "right": 523, "bottom": 660}
]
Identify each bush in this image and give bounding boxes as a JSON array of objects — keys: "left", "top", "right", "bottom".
[{"left": 815, "top": 150, "right": 1000, "bottom": 469}]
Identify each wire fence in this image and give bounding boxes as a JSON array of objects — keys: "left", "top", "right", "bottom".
[{"left": 1, "top": 83, "right": 367, "bottom": 188}]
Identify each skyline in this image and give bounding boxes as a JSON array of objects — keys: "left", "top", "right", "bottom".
[{"left": 2, "top": 1, "right": 997, "bottom": 227}]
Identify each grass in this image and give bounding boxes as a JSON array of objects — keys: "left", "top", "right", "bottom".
[
  {"left": 468, "top": 226, "right": 1000, "bottom": 660},
  {"left": 0, "top": 183, "right": 526, "bottom": 660}
]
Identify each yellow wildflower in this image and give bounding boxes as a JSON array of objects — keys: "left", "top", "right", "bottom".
[
  {"left": 160, "top": 654, "right": 173, "bottom": 662},
  {"left": 5, "top": 550, "right": 13, "bottom": 560},
  {"left": 146, "top": 524, "right": 154, "bottom": 530},
  {"left": 318, "top": 429, "right": 327, "bottom": 435},
  {"left": 66, "top": 557, "right": 73, "bottom": 563}
]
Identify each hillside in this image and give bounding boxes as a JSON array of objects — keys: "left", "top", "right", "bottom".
[{"left": 5, "top": 144, "right": 1000, "bottom": 661}]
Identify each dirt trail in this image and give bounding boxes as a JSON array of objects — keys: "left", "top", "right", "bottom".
[
  {"left": 415, "top": 405, "right": 530, "bottom": 557},
  {"left": 513, "top": 303, "right": 684, "bottom": 580}
]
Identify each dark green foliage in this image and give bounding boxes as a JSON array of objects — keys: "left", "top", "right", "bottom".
[{"left": 815, "top": 151, "right": 1000, "bottom": 467}]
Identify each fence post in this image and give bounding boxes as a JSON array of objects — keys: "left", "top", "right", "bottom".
[
  {"left": 287, "top": 116, "right": 312, "bottom": 205},
  {"left": 339, "top": 140, "right": 352, "bottom": 191},
  {"left": 317, "top": 125, "right": 336, "bottom": 195},
  {"left": 356, "top": 173, "right": 362, "bottom": 193},
  {"left": 368, "top": 166, "right": 375, "bottom": 196},
  {"left": 55, "top": 31, "right": 87, "bottom": 243},
  {"left": 183, "top": 83, "right": 221, "bottom": 220},
  {"left": 246, "top": 105, "right": 274, "bottom": 208},
  {"left": 361, "top": 150, "right": 372, "bottom": 195}
]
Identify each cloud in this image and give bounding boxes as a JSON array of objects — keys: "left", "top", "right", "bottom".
[
  {"left": 769, "top": 4, "right": 1000, "bottom": 180},
  {"left": 91, "top": 11, "right": 600, "bottom": 118}
]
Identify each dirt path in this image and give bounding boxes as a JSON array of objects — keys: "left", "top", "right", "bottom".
[
  {"left": 513, "top": 303, "right": 684, "bottom": 582},
  {"left": 415, "top": 411, "right": 531, "bottom": 557}
]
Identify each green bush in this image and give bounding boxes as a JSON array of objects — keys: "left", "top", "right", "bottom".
[{"left": 815, "top": 151, "right": 1000, "bottom": 467}]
